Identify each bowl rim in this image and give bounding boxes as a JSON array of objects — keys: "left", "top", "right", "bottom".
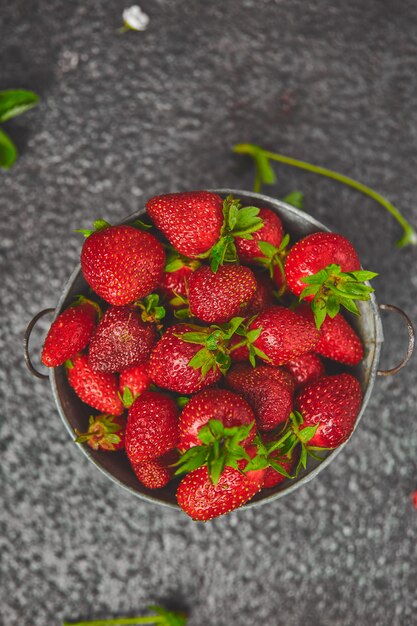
[{"left": 50, "top": 188, "right": 384, "bottom": 511}]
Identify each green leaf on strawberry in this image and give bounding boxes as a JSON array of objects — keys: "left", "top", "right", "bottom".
[
  {"left": 179, "top": 317, "right": 246, "bottom": 378},
  {"left": 174, "top": 418, "right": 254, "bottom": 484},
  {"left": 300, "top": 263, "right": 378, "bottom": 329},
  {"left": 208, "top": 195, "right": 264, "bottom": 272}
]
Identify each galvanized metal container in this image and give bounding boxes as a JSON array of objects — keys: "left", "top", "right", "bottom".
[{"left": 24, "top": 190, "right": 415, "bottom": 511}]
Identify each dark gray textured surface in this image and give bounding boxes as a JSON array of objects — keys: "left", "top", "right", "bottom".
[{"left": 1, "top": 1, "right": 417, "bottom": 625}]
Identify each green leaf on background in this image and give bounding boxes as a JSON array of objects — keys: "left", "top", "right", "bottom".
[
  {"left": 254, "top": 149, "right": 276, "bottom": 185},
  {"left": 282, "top": 191, "right": 304, "bottom": 209},
  {"left": 0, "top": 128, "right": 17, "bottom": 169},
  {"left": 0, "top": 89, "right": 39, "bottom": 123}
]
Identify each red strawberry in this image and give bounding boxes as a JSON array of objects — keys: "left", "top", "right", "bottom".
[
  {"left": 146, "top": 191, "right": 224, "bottom": 257},
  {"left": 131, "top": 450, "right": 178, "bottom": 489},
  {"left": 284, "top": 232, "right": 377, "bottom": 329},
  {"left": 241, "top": 272, "right": 274, "bottom": 317},
  {"left": 176, "top": 452, "right": 264, "bottom": 521},
  {"left": 284, "top": 352, "right": 325, "bottom": 389},
  {"left": 285, "top": 232, "right": 361, "bottom": 299},
  {"left": 66, "top": 353, "right": 124, "bottom": 415},
  {"left": 119, "top": 363, "right": 151, "bottom": 403},
  {"left": 226, "top": 363, "right": 295, "bottom": 431},
  {"left": 88, "top": 305, "right": 157, "bottom": 373},
  {"left": 125, "top": 391, "right": 179, "bottom": 464},
  {"left": 297, "top": 373, "right": 362, "bottom": 448},
  {"left": 41, "top": 298, "right": 99, "bottom": 367},
  {"left": 160, "top": 265, "right": 193, "bottom": 301},
  {"left": 159, "top": 255, "right": 200, "bottom": 303},
  {"left": 75, "top": 413, "right": 126, "bottom": 451},
  {"left": 179, "top": 389, "right": 256, "bottom": 451},
  {"left": 297, "top": 304, "right": 364, "bottom": 365},
  {"left": 188, "top": 265, "right": 256, "bottom": 324},
  {"left": 249, "top": 306, "right": 319, "bottom": 365},
  {"left": 148, "top": 324, "right": 222, "bottom": 394},
  {"left": 80, "top": 223, "right": 165, "bottom": 305},
  {"left": 235, "top": 208, "right": 283, "bottom": 263}
]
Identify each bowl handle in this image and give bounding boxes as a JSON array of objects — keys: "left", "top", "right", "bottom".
[
  {"left": 377, "top": 304, "right": 415, "bottom": 376},
  {"left": 23, "top": 308, "right": 55, "bottom": 379}
]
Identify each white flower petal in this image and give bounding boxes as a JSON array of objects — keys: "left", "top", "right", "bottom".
[{"left": 122, "top": 5, "right": 150, "bottom": 31}]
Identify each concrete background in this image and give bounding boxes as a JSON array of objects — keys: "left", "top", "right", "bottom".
[{"left": 1, "top": 1, "right": 417, "bottom": 624}]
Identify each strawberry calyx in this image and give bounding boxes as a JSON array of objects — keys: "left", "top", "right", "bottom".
[
  {"left": 70, "top": 294, "right": 102, "bottom": 320},
  {"left": 164, "top": 249, "right": 201, "bottom": 274},
  {"left": 300, "top": 264, "right": 378, "bottom": 329},
  {"left": 207, "top": 195, "right": 264, "bottom": 272},
  {"left": 244, "top": 434, "right": 294, "bottom": 479},
  {"left": 135, "top": 293, "right": 166, "bottom": 327},
  {"left": 170, "top": 293, "right": 192, "bottom": 320},
  {"left": 179, "top": 316, "right": 245, "bottom": 377},
  {"left": 253, "top": 233, "right": 290, "bottom": 294},
  {"left": 129, "top": 218, "right": 153, "bottom": 230},
  {"left": 229, "top": 317, "right": 272, "bottom": 367},
  {"left": 174, "top": 418, "right": 254, "bottom": 485},
  {"left": 75, "top": 219, "right": 111, "bottom": 238},
  {"left": 176, "top": 396, "right": 191, "bottom": 409},
  {"left": 118, "top": 385, "right": 137, "bottom": 408},
  {"left": 245, "top": 411, "right": 326, "bottom": 478},
  {"left": 74, "top": 413, "right": 124, "bottom": 451}
]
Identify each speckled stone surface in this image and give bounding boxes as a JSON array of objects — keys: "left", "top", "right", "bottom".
[{"left": 1, "top": 1, "right": 417, "bottom": 625}]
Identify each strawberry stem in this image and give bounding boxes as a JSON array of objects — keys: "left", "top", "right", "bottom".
[
  {"left": 62, "top": 617, "right": 170, "bottom": 625},
  {"left": 63, "top": 607, "right": 187, "bottom": 626},
  {"left": 233, "top": 143, "right": 417, "bottom": 248}
]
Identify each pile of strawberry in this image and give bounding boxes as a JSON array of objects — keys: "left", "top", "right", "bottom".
[{"left": 41, "top": 191, "right": 377, "bottom": 521}]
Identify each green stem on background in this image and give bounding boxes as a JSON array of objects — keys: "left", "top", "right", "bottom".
[
  {"left": 233, "top": 143, "right": 417, "bottom": 248},
  {"left": 63, "top": 617, "right": 164, "bottom": 626}
]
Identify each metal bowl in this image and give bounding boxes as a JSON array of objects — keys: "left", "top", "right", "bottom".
[{"left": 24, "top": 189, "right": 415, "bottom": 511}]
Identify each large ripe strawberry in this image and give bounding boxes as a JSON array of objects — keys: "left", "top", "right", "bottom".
[
  {"left": 188, "top": 265, "right": 256, "bottom": 324},
  {"left": 80, "top": 222, "right": 165, "bottom": 305},
  {"left": 41, "top": 297, "right": 100, "bottom": 367},
  {"left": 284, "top": 232, "right": 377, "bottom": 328},
  {"left": 119, "top": 363, "right": 151, "bottom": 407},
  {"left": 248, "top": 306, "right": 319, "bottom": 365},
  {"left": 131, "top": 450, "right": 178, "bottom": 489},
  {"left": 146, "top": 191, "right": 224, "bottom": 257},
  {"left": 297, "top": 304, "right": 364, "bottom": 365},
  {"left": 226, "top": 363, "right": 295, "bottom": 431},
  {"left": 176, "top": 450, "right": 264, "bottom": 521},
  {"left": 284, "top": 352, "right": 325, "bottom": 389},
  {"left": 75, "top": 413, "right": 126, "bottom": 451},
  {"left": 285, "top": 232, "right": 361, "bottom": 297},
  {"left": 125, "top": 391, "right": 179, "bottom": 464},
  {"left": 297, "top": 373, "right": 362, "bottom": 448},
  {"left": 179, "top": 389, "right": 256, "bottom": 451},
  {"left": 235, "top": 208, "right": 283, "bottom": 263},
  {"left": 66, "top": 353, "right": 124, "bottom": 415},
  {"left": 148, "top": 323, "right": 233, "bottom": 394},
  {"left": 88, "top": 305, "right": 157, "bottom": 373}
]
